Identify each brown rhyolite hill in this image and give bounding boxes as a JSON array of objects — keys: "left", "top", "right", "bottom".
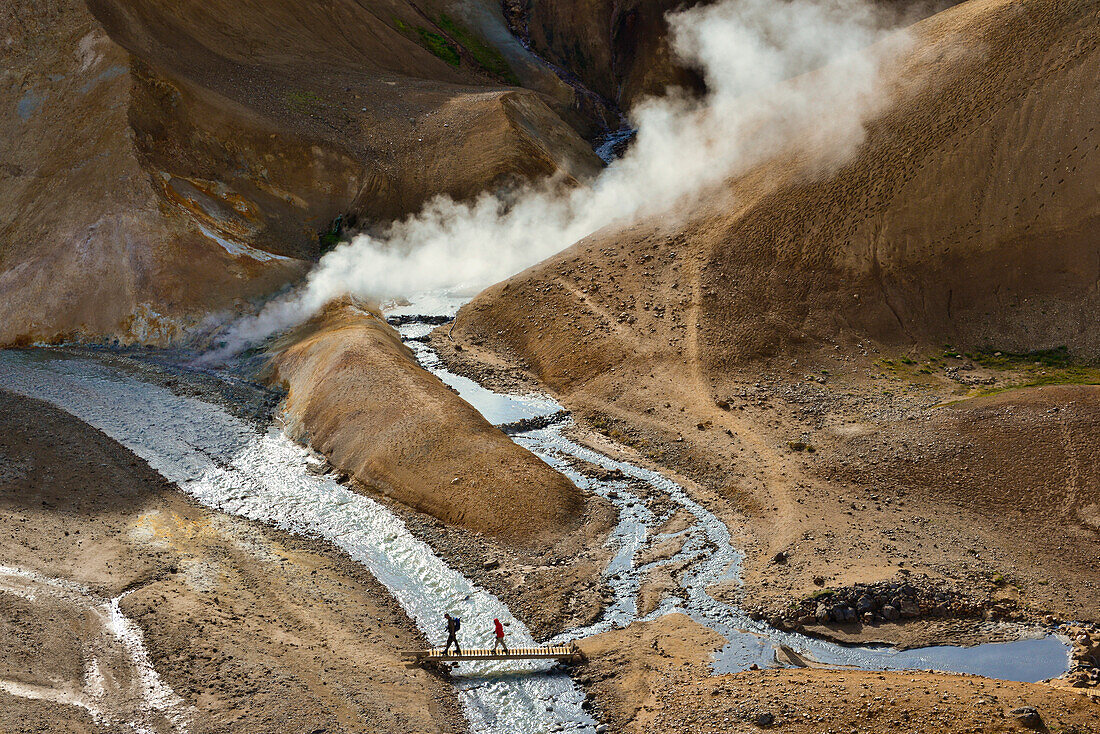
[
  {"left": 1, "top": 0, "right": 604, "bottom": 345},
  {"left": 459, "top": 0, "right": 1099, "bottom": 381},
  {"left": 447, "top": 0, "right": 1100, "bottom": 621},
  {"left": 266, "top": 299, "right": 583, "bottom": 545}
]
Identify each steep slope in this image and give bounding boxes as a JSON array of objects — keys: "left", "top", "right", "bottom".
[
  {"left": 88, "top": 0, "right": 604, "bottom": 248},
  {"left": 446, "top": 0, "right": 1100, "bottom": 622},
  {"left": 0, "top": 0, "right": 308, "bottom": 346},
  {"left": 1, "top": 0, "right": 603, "bottom": 346},
  {"left": 458, "top": 0, "right": 1099, "bottom": 382},
  {"left": 506, "top": 0, "right": 707, "bottom": 111},
  {"left": 505, "top": 1, "right": 963, "bottom": 118}
]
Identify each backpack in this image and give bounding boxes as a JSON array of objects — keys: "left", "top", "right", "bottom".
[{"left": 454, "top": 617, "right": 461, "bottom": 631}]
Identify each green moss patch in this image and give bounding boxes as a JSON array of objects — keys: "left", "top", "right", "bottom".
[
  {"left": 392, "top": 14, "right": 518, "bottom": 82},
  {"left": 437, "top": 14, "right": 518, "bottom": 84},
  {"left": 285, "top": 90, "right": 324, "bottom": 114},
  {"left": 395, "top": 18, "right": 460, "bottom": 66},
  {"left": 967, "top": 345, "right": 1073, "bottom": 370}
]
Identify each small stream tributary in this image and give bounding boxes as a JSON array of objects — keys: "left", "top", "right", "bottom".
[
  {"left": 390, "top": 301, "right": 1071, "bottom": 683},
  {"left": 0, "top": 295, "right": 1071, "bottom": 733}
]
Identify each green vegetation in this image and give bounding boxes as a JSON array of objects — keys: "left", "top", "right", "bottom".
[
  {"left": 318, "top": 215, "right": 344, "bottom": 252},
  {"left": 882, "top": 344, "right": 1100, "bottom": 395},
  {"left": 966, "top": 345, "right": 1100, "bottom": 396},
  {"left": 967, "top": 345, "right": 1073, "bottom": 369},
  {"left": 285, "top": 90, "right": 324, "bottom": 114},
  {"left": 392, "top": 14, "right": 518, "bottom": 82},
  {"left": 975, "top": 367, "right": 1100, "bottom": 396},
  {"left": 437, "top": 14, "right": 519, "bottom": 84},
  {"left": 395, "top": 18, "right": 460, "bottom": 66}
]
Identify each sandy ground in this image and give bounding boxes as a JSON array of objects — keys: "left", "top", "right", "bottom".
[
  {"left": 440, "top": 303, "right": 1100, "bottom": 637},
  {"left": 444, "top": 0, "right": 1100, "bottom": 640},
  {"left": 0, "top": 389, "right": 464, "bottom": 733},
  {"left": 575, "top": 614, "right": 1099, "bottom": 734}
]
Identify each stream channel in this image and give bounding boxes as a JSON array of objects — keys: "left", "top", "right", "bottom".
[{"left": 0, "top": 295, "right": 1071, "bottom": 733}]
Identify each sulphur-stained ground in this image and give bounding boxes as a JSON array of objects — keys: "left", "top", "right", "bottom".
[{"left": 0, "top": 389, "right": 464, "bottom": 733}]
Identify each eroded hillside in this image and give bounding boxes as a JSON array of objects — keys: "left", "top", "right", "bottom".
[
  {"left": 1, "top": 0, "right": 607, "bottom": 345},
  {"left": 445, "top": 0, "right": 1100, "bottom": 628}
]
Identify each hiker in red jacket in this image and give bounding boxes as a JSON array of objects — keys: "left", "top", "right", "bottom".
[
  {"left": 492, "top": 618, "right": 508, "bottom": 654},
  {"left": 443, "top": 613, "right": 461, "bottom": 655}
]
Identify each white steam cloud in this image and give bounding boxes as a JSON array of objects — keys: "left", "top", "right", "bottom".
[{"left": 209, "top": 0, "right": 911, "bottom": 358}]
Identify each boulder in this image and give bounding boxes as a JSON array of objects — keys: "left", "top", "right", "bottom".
[
  {"left": 1009, "top": 707, "right": 1043, "bottom": 730},
  {"left": 753, "top": 712, "right": 775, "bottom": 727}
]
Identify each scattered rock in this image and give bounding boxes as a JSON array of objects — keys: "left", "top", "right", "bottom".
[
  {"left": 753, "top": 711, "right": 775, "bottom": 727},
  {"left": 1009, "top": 706, "right": 1043, "bottom": 729}
]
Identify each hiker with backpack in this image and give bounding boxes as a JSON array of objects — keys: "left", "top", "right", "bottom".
[{"left": 443, "top": 613, "right": 462, "bottom": 655}]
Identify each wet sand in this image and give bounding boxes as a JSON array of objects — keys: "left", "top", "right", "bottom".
[{"left": 576, "top": 614, "right": 1098, "bottom": 734}]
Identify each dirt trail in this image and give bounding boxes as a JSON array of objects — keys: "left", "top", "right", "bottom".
[{"left": 446, "top": 0, "right": 1100, "bottom": 632}]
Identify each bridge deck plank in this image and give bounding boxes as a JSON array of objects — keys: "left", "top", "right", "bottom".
[{"left": 401, "top": 644, "right": 583, "bottom": 664}]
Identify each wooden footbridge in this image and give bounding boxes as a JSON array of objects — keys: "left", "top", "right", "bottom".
[{"left": 402, "top": 642, "right": 584, "bottom": 667}]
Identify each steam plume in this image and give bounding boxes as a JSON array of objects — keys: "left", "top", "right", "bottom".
[{"left": 209, "top": 0, "right": 911, "bottom": 358}]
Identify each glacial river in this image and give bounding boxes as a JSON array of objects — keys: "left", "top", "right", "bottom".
[{"left": 0, "top": 297, "right": 1071, "bottom": 733}]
